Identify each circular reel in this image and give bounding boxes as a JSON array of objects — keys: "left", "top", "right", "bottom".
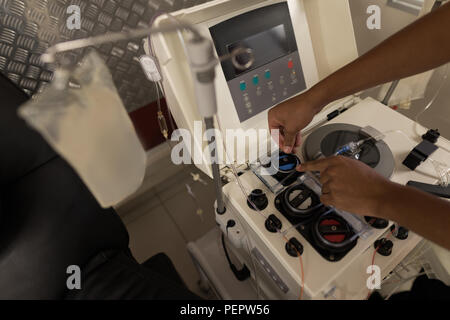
[
  {"left": 277, "top": 153, "right": 300, "bottom": 174},
  {"left": 265, "top": 152, "right": 302, "bottom": 186},
  {"left": 312, "top": 212, "right": 357, "bottom": 254},
  {"left": 303, "top": 123, "right": 395, "bottom": 179},
  {"left": 281, "top": 183, "right": 322, "bottom": 219}
]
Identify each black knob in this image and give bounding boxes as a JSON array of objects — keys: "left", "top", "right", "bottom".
[
  {"left": 247, "top": 189, "right": 268, "bottom": 211},
  {"left": 374, "top": 238, "right": 393, "bottom": 256},
  {"left": 226, "top": 220, "right": 236, "bottom": 229},
  {"left": 265, "top": 214, "right": 282, "bottom": 233},
  {"left": 365, "top": 216, "right": 389, "bottom": 229},
  {"left": 391, "top": 225, "right": 409, "bottom": 240},
  {"left": 273, "top": 152, "right": 301, "bottom": 186},
  {"left": 286, "top": 237, "right": 304, "bottom": 257}
]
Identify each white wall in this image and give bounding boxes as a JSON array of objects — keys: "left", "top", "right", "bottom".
[{"left": 348, "top": 0, "right": 450, "bottom": 139}]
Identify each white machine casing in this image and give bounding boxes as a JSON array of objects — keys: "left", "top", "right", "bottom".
[
  {"left": 216, "top": 99, "right": 450, "bottom": 299},
  {"left": 152, "top": 0, "right": 359, "bottom": 177},
  {"left": 152, "top": 0, "right": 449, "bottom": 300}
]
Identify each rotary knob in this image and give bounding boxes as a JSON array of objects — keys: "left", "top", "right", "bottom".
[
  {"left": 265, "top": 214, "right": 282, "bottom": 233},
  {"left": 391, "top": 225, "right": 409, "bottom": 240},
  {"left": 365, "top": 216, "right": 389, "bottom": 229},
  {"left": 247, "top": 189, "right": 268, "bottom": 211},
  {"left": 285, "top": 237, "right": 304, "bottom": 257},
  {"left": 374, "top": 238, "right": 393, "bottom": 256}
]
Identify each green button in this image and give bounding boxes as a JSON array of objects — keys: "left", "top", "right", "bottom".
[
  {"left": 265, "top": 71, "right": 271, "bottom": 79},
  {"left": 240, "top": 82, "right": 247, "bottom": 91},
  {"left": 253, "top": 75, "right": 259, "bottom": 85}
]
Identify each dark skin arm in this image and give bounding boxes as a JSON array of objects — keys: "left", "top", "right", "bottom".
[
  {"left": 298, "top": 157, "right": 450, "bottom": 250},
  {"left": 269, "top": 2, "right": 450, "bottom": 152},
  {"left": 268, "top": 3, "right": 450, "bottom": 249}
]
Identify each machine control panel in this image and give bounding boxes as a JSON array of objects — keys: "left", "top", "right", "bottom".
[
  {"left": 210, "top": 2, "right": 306, "bottom": 123},
  {"left": 252, "top": 247, "right": 289, "bottom": 294},
  {"left": 228, "top": 52, "right": 306, "bottom": 122}
]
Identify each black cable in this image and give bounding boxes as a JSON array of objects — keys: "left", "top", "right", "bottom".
[{"left": 221, "top": 233, "right": 250, "bottom": 282}]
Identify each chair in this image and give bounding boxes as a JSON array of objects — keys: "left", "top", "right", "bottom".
[{"left": 0, "top": 73, "right": 198, "bottom": 300}]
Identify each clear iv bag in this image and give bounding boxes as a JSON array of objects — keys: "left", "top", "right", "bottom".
[{"left": 18, "top": 51, "right": 146, "bottom": 208}]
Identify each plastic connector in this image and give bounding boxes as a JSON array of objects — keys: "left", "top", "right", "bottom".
[
  {"left": 422, "top": 129, "right": 440, "bottom": 144},
  {"left": 403, "top": 140, "right": 438, "bottom": 170}
]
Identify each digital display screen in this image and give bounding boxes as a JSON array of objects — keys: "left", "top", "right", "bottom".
[{"left": 227, "top": 24, "right": 289, "bottom": 75}]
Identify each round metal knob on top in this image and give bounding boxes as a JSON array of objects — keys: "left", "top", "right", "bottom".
[
  {"left": 247, "top": 189, "right": 268, "bottom": 211},
  {"left": 265, "top": 214, "right": 282, "bottom": 233},
  {"left": 374, "top": 238, "right": 394, "bottom": 256}
]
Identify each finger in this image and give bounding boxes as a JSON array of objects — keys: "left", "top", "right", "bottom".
[
  {"left": 294, "top": 132, "right": 302, "bottom": 148},
  {"left": 297, "top": 158, "right": 333, "bottom": 173},
  {"left": 320, "top": 194, "right": 334, "bottom": 206},
  {"left": 278, "top": 133, "right": 284, "bottom": 146},
  {"left": 290, "top": 134, "right": 301, "bottom": 154},
  {"left": 268, "top": 120, "right": 278, "bottom": 130},
  {"left": 276, "top": 134, "right": 286, "bottom": 152},
  {"left": 283, "top": 131, "right": 297, "bottom": 154},
  {"left": 321, "top": 182, "right": 331, "bottom": 195},
  {"left": 270, "top": 127, "right": 283, "bottom": 148},
  {"left": 319, "top": 170, "right": 332, "bottom": 186}
]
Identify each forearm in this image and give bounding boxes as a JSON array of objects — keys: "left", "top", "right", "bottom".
[
  {"left": 307, "top": 2, "right": 450, "bottom": 111},
  {"left": 375, "top": 182, "right": 450, "bottom": 250}
]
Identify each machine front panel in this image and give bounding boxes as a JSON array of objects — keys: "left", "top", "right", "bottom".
[
  {"left": 221, "top": 99, "right": 441, "bottom": 298},
  {"left": 227, "top": 52, "right": 306, "bottom": 122},
  {"left": 210, "top": 2, "right": 307, "bottom": 123}
]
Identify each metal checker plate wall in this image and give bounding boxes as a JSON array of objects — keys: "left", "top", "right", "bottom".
[{"left": 0, "top": 0, "right": 212, "bottom": 112}]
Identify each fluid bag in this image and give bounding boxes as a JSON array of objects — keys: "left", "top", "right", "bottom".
[{"left": 18, "top": 51, "right": 146, "bottom": 208}]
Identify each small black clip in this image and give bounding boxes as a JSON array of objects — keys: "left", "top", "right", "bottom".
[
  {"left": 422, "top": 129, "right": 440, "bottom": 144},
  {"left": 403, "top": 129, "right": 440, "bottom": 171}
]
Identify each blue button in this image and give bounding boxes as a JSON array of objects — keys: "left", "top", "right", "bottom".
[
  {"left": 240, "top": 82, "right": 247, "bottom": 91},
  {"left": 253, "top": 75, "right": 259, "bottom": 85},
  {"left": 265, "top": 70, "right": 271, "bottom": 79}
]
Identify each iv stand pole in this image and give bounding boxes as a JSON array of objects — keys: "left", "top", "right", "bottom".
[
  {"left": 185, "top": 37, "right": 226, "bottom": 214},
  {"left": 42, "top": 21, "right": 250, "bottom": 215}
]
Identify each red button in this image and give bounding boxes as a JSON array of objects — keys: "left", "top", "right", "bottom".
[{"left": 288, "top": 61, "right": 294, "bottom": 69}]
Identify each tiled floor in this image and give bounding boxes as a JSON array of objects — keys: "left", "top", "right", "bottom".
[{"left": 116, "top": 163, "right": 217, "bottom": 298}]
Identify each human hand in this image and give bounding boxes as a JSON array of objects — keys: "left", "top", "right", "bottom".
[
  {"left": 297, "top": 156, "right": 394, "bottom": 217},
  {"left": 268, "top": 92, "right": 321, "bottom": 154}
]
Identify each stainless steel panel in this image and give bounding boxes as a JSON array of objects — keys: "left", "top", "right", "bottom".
[{"left": 0, "top": 0, "right": 212, "bottom": 112}]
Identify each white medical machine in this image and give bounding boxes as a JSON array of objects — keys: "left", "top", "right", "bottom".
[{"left": 152, "top": 0, "right": 450, "bottom": 299}]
